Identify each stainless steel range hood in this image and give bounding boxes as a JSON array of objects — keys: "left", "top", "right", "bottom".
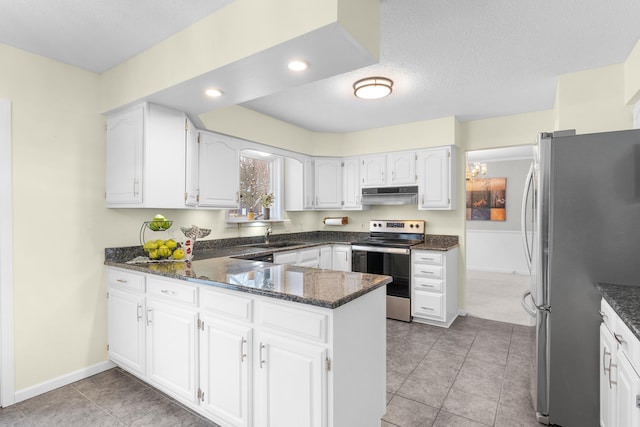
[{"left": 360, "top": 186, "right": 418, "bottom": 205}]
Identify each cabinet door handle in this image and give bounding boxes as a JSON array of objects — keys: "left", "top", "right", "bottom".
[
  {"left": 240, "top": 338, "right": 247, "bottom": 362},
  {"left": 146, "top": 308, "right": 152, "bottom": 326},
  {"left": 609, "top": 360, "right": 617, "bottom": 388},
  {"left": 259, "top": 343, "right": 266, "bottom": 368},
  {"left": 137, "top": 304, "right": 142, "bottom": 322},
  {"left": 599, "top": 310, "right": 608, "bottom": 320},
  {"left": 602, "top": 347, "right": 610, "bottom": 375},
  {"left": 160, "top": 289, "right": 175, "bottom": 296},
  {"left": 614, "top": 333, "right": 626, "bottom": 345}
]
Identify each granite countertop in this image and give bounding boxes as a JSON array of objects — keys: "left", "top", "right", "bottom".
[
  {"left": 105, "top": 257, "right": 391, "bottom": 309},
  {"left": 105, "top": 230, "right": 458, "bottom": 309},
  {"left": 597, "top": 283, "right": 640, "bottom": 341},
  {"left": 411, "top": 234, "right": 459, "bottom": 251}
]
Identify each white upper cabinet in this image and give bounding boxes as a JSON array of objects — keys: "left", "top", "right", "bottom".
[
  {"left": 361, "top": 151, "right": 416, "bottom": 187},
  {"left": 106, "top": 103, "right": 188, "bottom": 208},
  {"left": 106, "top": 105, "right": 144, "bottom": 205},
  {"left": 387, "top": 151, "right": 417, "bottom": 185},
  {"left": 342, "top": 156, "right": 363, "bottom": 209},
  {"left": 360, "top": 154, "right": 386, "bottom": 187},
  {"left": 198, "top": 131, "right": 240, "bottom": 208},
  {"left": 184, "top": 118, "right": 199, "bottom": 207},
  {"left": 314, "top": 158, "right": 342, "bottom": 209},
  {"left": 416, "top": 146, "right": 456, "bottom": 210},
  {"left": 284, "top": 156, "right": 315, "bottom": 211}
]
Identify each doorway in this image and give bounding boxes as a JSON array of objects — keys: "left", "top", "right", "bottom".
[
  {"left": 465, "top": 145, "right": 534, "bottom": 326},
  {"left": 0, "top": 99, "right": 14, "bottom": 406}
]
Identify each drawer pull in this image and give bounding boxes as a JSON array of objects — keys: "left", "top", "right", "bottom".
[
  {"left": 161, "top": 289, "right": 176, "bottom": 296},
  {"left": 421, "top": 270, "right": 435, "bottom": 275},
  {"left": 420, "top": 284, "right": 434, "bottom": 288},
  {"left": 116, "top": 279, "right": 128, "bottom": 283},
  {"left": 614, "top": 333, "right": 626, "bottom": 345},
  {"left": 420, "top": 306, "right": 434, "bottom": 311}
]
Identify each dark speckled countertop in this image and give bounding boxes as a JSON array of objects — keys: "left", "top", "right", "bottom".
[
  {"left": 598, "top": 283, "right": 640, "bottom": 341},
  {"left": 105, "top": 231, "right": 458, "bottom": 309}
]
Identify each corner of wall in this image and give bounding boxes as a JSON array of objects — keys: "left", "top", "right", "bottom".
[{"left": 624, "top": 38, "right": 640, "bottom": 105}]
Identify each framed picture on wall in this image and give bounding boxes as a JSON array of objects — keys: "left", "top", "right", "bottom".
[{"left": 466, "top": 177, "right": 506, "bottom": 221}]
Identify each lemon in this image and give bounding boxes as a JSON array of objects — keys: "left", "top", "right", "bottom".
[{"left": 172, "top": 249, "right": 185, "bottom": 260}]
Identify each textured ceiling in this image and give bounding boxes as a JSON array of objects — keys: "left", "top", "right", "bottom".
[
  {"left": 242, "top": 0, "right": 640, "bottom": 132},
  {"left": 1, "top": 0, "right": 639, "bottom": 133}
]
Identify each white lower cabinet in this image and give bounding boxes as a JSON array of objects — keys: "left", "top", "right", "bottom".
[
  {"left": 200, "top": 316, "right": 252, "bottom": 427},
  {"left": 331, "top": 245, "right": 351, "bottom": 272},
  {"left": 146, "top": 296, "right": 198, "bottom": 404},
  {"left": 600, "top": 299, "right": 640, "bottom": 426},
  {"left": 108, "top": 285, "right": 146, "bottom": 376},
  {"left": 255, "top": 332, "right": 327, "bottom": 427},
  {"left": 107, "top": 267, "right": 386, "bottom": 427},
  {"left": 411, "top": 248, "right": 458, "bottom": 327}
]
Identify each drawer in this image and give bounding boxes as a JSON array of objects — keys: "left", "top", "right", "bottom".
[
  {"left": 600, "top": 299, "right": 616, "bottom": 332},
  {"left": 413, "top": 252, "right": 443, "bottom": 265},
  {"left": 413, "top": 291, "right": 444, "bottom": 320},
  {"left": 260, "top": 301, "right": 327, "bottom": 343},
  {"left": 297, "top": 248, "right": 320, "bottom": 263},
  {"left": 107, "top": 268, "right": 145, "bottom": 293},
  {"left": 414, "top": 277, "right": 443, "bottom": 293},
  {"left": 148, "top": 277, "right": 197, "bottom": 306},
  {"left": 413, "top": 264, "right": 444, "bottom": 279},
  {"left": 614, "top": 317, "right": 640, "bottom": 375},
  {"left": 201, "top": 288, "right": 253, "bottom": 322}
]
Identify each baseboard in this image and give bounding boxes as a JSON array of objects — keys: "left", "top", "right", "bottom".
[{"left": 14, "top": 360, "right": 116, "bottom": 404}]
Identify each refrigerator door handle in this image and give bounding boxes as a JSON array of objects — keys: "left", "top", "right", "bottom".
[
  {"left": 521, "top": 291, "right": 537, "bottom": 317},
  {"left": 520, "top": 162, "right": 534, "bottom": 273}
]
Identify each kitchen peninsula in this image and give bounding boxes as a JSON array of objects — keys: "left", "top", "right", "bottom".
[{"left": 105, "top": 236, "right": 390, "bottom": 427}]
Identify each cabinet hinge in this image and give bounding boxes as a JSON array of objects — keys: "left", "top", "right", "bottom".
[
  {"left": 197, "top": 134, "right": 201, "bottom": 144},
  {"left": 196, "top": 194, "right": 200, "bottom": 203},
  {"left": 197, "top": 318, "right": 204, "bottom": 331},
  {"left": 197, "top": 388, "right": 205, "bottom": 402},
  {"left": 341, "top": 162, "right": 344, "bottom": 167},
  {"left": 448, "top": 198, "right": 451, "bottom": 204},
  {"left": 341, "top": 201, "right": 344, "bottom": 206},
  {"left": 185, "top": 119, "right": 189, "bottom": 131},
  {"left": 448, "top": 151, "right": 451, "bottom": 158},
  {"left": 106, "top": 292, "right": 109, "bottom": 299},
  {"left": 326, "top": 357, "right": 331, "bottom": 371},
  {"left": 415, "top": 153, "right": 418, "bottom": 160},
  {"left": 107, "top": 344, "right": 109, "bottom": 351}
]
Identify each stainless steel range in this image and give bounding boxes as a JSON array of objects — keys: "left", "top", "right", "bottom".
[{"left": 351, "top": 220, "right": 425, "bottom": 322}]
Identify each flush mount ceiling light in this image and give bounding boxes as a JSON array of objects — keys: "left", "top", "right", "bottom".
[
  {"left": 287, "top": 60, "right": 309, "bottom": 71},
  {"left": 205, "top": 88, "right": 223, "bottom": 97},
  {"left": 353, "top": 77, "right": 393, "bottom": 99}
]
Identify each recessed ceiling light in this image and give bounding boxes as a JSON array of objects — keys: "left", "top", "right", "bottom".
[
  {"left": 205, "top": 88, "right": 223, "bottom": 97},
  {"left": 353, "top": 77, "right": 393, "bottom": 99},
  {"left": 288, "top": 60, "right": 309, "bottom": 72}
]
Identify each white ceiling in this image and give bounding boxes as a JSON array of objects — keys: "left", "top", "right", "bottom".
[{"left": 1, "top": 0, "right": 639, "bottom": 133}]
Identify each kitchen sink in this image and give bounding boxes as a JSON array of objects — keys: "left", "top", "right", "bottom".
[{"left": 244, "top": 241, "right": 305, "bottom": 249}]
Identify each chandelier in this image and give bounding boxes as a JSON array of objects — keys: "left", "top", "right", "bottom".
[{"left": 466, "top": 160, "right": 488, "bottom": 181}]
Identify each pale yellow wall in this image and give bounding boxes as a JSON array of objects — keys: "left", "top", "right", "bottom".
[
  {"left": 0, "top": 44, "right": 106, "bottom": 389},
  {"left": 555, "top": 64, "right": 633, "bottom": 133},
  {"left": 461, "top": 110, "right": 553, "bottom": 151},
  {"left": 624, "top": 39, "right": 640, "bottom": 105}
]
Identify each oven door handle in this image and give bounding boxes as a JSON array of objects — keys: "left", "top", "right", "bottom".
[{"left": 351, "top": 245, "right": 410, "bottom": 255}]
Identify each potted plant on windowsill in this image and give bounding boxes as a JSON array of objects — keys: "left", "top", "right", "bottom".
[{"left": 260, "top": 193, "right": 275, "bottom": 220}]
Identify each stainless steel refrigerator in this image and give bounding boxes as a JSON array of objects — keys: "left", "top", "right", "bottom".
[{"left": 521, "top": 128, "right": 640, "bottom": 426}]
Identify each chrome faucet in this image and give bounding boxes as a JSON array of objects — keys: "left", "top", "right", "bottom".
[{"left": 264, "top": 226, "right": 272, "bottom": 244}]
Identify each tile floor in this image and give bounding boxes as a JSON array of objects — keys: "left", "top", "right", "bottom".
[
  {"left": 384, "top": 315, "right": 539, "bottom": 427},
  {"left": 0, "top": 368, "right": 219, "bottom": 427},
  {"left": 466, "top": 270, "right": 535, "bottom": 327},
  {"left": 0, "top": 316, "right": 537, "bottom": 427}
]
